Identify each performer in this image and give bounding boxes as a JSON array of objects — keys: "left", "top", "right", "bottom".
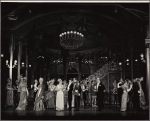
[
  {"left": 56, "top": 79, "right": 64, "bottom": 111},
  {"left": 63, "top": 80, "right": 68, "bottom": 109},
  {"left": 96, "top": 77, "right": 105, "bottom": 111},
  {"left": 90, "top": 80, "right": 97, "bottom": 107},
  {"left": 33, "top": 79, "right": 38, "bottom": 100},
  {"left": 132, "top": 78, "right": 140, "bottom": 111},
  {"left": 6, "top": 78, "right": 14, "bottom": 106},
  {"left": 73, "top": 78, "right": 81, "bottom": 111},
  {"left": 112, "top": 80, "right": 118, "bottom": 107},
  {"left": 47, "top": 79, "right": 56, "bottom": 109},
  {"left": 81, "top": 80, "right": 87, "bottom": 107},
  {"left": 34, "top": 77, "right": 45, "bottom": 111},
  {"left": 16, "top": 77, "right": 29, "bottom": 110},
  {"left": 86, "top": 82, "right": 91, "bottom": 106},
  {"left": 117, "top": 78, "right": 124, "bottom": 107},
  {"left": 67, "top": 78, "right": 74, "bottom": 111},
  {"left": 120, "top": 80, "right": 132, "bottom": 112},
  {"left": 138, "top": 77, "right": 147, "bottom": 110}
]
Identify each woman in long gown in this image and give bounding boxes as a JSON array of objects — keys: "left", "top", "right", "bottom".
[
  {"left": 16, "top": 77, "right": 29, "bottom": 110},
  {"left": 138, "top": 77, "right": 147, "bottom": 110},
  {"left": 120, "top": 80, "right": 132, "bottom": 112},
  {"left": 34, "top": 77, "right": 45, "bottom": 111},
  {"left": 63, "top": 80, "right": 68, "bottom": 109},
  {"left": 6, "top": 78, "right": 14, "bottom": 106},
  {"left": 47, "top": 79, "right": 56, "bottom": 109},
  {"left": 56, "top": 79, "right": 64, "bottom": 111},
  {"left": 112, "top": 80, "right": 118, "bottom": 107}
]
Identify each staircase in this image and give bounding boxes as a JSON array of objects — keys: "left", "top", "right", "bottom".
[{"left": 87, "top": 61, "right": 122, "bottom": 81}]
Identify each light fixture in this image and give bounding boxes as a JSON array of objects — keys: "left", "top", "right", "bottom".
[
  {"left": 140, "top": 53, "right": 146, "bottom": 63},
  {"left": 29, "top": 65, "right": 31, "bottom": 67},
  {"left": 135, "top": 59, "right": 138, "bottom": 62},
  {"left": 59, "top": 31, "right": 84, "bottom": 50},
  {"left": 6, "top": 60, "right": 17, "bottom": 68},
  {"left": 140, "top": 53, "right": 144, "bottom": 58},
  {"left": 126, "top": 59, "right": 129, "bottom": 62},
  {"left": 1, "top": 54, "right": 4, "bottom": 57},
  {"left": 127, "top": 63, "right": 129, "bottom": 66},
  {"left": 119, "top": 62, "right": 122, "bottom": 65}
]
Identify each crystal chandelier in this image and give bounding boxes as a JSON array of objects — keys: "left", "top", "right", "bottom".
[{"left": 59, "top": 31, "right": 84, "bottom": 50}]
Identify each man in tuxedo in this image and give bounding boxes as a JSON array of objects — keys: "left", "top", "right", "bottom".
[
  {"left": 96, "top": 77, "right": 105, "bottom": 111},
  {"left": 117, "top": 78, "right": 124, "bottom": 107},
  {"left": 67, "top": 78, "right": 74, "bottom": 111},
  {"left": 73, "top": 78, "right": 81, "bottom": 111},
  {"left": 132, "top": 78, "right": 140, "bottom": 111}
]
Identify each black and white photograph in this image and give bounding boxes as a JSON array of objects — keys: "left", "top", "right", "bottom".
[{"left": 1, "top": 1, "right": 150, "bottom": 120}]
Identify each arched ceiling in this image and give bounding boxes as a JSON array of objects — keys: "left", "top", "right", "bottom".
[{"left": 1, "top": 3, "right": 149, "bottom": 55}]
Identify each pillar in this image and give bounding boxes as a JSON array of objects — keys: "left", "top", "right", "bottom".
[
  {"left": 9, "top": 34, "right": 14, "bottom": 82},
  {"left": 78, "top": 55, "right": 82, "bottom": 81},
  {"left": 17, "top": 41, "right": 22, "bottom": 81},
  {"left": 62, "top": 50, "right": 67, "bottom": 80},
  {"left": 25, "top": 47, "right": 28, "bottom": 80},
  {"left": 145, "top": 25, "right": 150, "bottom": 105},
  {"left": 9, "top": 34, "right": 14, "bottom": 106},
  {"left": 130, "top": 45, "right": 133, "bottom": 80}
]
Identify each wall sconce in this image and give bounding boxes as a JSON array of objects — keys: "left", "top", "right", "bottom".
[
  {"left": 140, "top": 53, "right": 146, "bottom": 63},
  {"left": 6, "top": 60, "right": 17, "bottom": 68}
]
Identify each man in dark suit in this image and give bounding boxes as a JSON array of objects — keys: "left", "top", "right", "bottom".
[
  {"left": 96, "top": 77, "right": 105, "bottom": 111},
  {"left": 73, "top": 78, "right": 81, "bottom": 111},
  {"left": 67, "top": 78, "right": 74, "bottom": 111},
  {"left": 117, "top": 78, "right": 124, "bottom": 107},
  {"left": 132, "top": 78, "right": 140, "bottom": 111}
]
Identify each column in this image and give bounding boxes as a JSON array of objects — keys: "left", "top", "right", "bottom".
[
  {"left": 130, "top": 46, "right": 133, "bottom": 81},
  {"left": 9, "top": 34, "right": 14, "bottom": 106},
  {"left": 9, "top": 34, "right": 14, "bottom": 82},
  {"left": 78, "top": 55, "right": 82, "bottom": 81},
  {"left": 25, "top": 47, "right": 28, "bottom": 80},
  {"left": 62, "top": 50, "right": 68, "bottom": 80},
  {"left": 145, "top": 25, "right": 150, "bottom": 105},
  {"left": 17, "top": 41, "right": 22, "bottom": 81}
]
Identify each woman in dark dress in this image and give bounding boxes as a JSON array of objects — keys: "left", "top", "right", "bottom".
[
  {"left": 6, "top": 78, "right": 14, "bottom": 106},
  {"left": 47, "top": 79, "right": 56, "bottom": 109}
]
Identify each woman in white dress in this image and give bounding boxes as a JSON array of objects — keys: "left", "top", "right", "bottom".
[
  {"left": 120, "top": 80, "right": 132, "bottom": 112},
  {"left": 56, "top": 79, "right": 64, "bottom": 111}
]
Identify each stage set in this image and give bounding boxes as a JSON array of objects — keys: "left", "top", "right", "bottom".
[{"left": 1, "top": 3, "right": 150, "bottom": 120}]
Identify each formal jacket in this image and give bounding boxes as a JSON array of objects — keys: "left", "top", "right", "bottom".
[
  {"left": 97, "top": 82, "right": 105, "bottom": 98},
  {"left": 73, "top": 82, "right": 81, "bottom": 96}
]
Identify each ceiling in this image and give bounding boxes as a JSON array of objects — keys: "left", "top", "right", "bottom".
[{"left": 1, "top": 3, "right": 149, "bottom": 57}]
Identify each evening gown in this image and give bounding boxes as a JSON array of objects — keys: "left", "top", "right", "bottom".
[
  {"left": 120, "top": 83, "right": 131, "bottom": 111},
  {"left": 47, "top": 84, "right": 55, "bottom": 109},
  {"left": 16, "top": 82, "right": 28, "bottom": 110},
  {"left": 34, "top": 84, "right": 45, "bottom": 111},
  {"left": 138, "top": 82, "right": 146, "bottom": 110},
  {"left": 56, "top": 84, "right": 64, "bottom": 111},
  {"left": 6, "top": 82, "right": 14, "bottom": 106}
]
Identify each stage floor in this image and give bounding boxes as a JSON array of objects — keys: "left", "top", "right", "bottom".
[{"left": 1, "top": 105, "right": 149, "bottom": 120}]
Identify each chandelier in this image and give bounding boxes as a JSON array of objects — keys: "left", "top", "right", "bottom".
[{"left": 59, "top": 31, "right": 84, "bottom": 50}]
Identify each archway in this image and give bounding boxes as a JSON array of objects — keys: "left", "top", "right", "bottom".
[{"left": 66, "top": 67, "right": 78, "bottom": 82}]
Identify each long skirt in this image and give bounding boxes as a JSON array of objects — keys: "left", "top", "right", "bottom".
[
  {"left": 80, "top": 91, "right": 84, "bottom": 106},
  {"left": 121, "top": 92, "right": 128, "bottom": 111},
  {"left": 64, "top": 90, "right": 68, "bottom": 107},
  {"left": 34, "top": 94, "right": 45, "bottom": 111},
  {"left": 56, "top": 91, "right": 64, "bottom": 111},
  {"left": 47, "top": 91, "right": 55, "bottom": 109},
  {"left": 72, "top": 94, "right": 75, "bottom": 107},
  {"left": 16, "top": 91, "right": 27, "bottom": 110},
  {"left": 140, "top": 90, "right": 146, "bottom": 110},
  {"left": 6, "top": 89, "right": 14, "bottom": 106}
]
